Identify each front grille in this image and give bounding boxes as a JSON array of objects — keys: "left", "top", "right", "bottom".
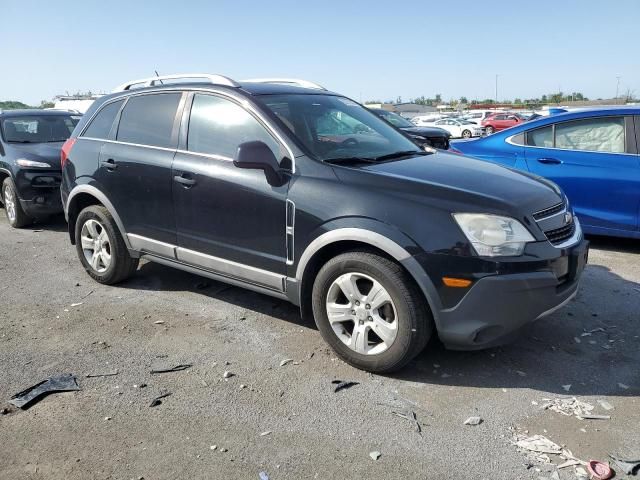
[
  {"left": 533, "top": 202, "right": 564, "bottom": 220},
  {"left": 544, "top": 222, "right": 576, "bottom": 245}
]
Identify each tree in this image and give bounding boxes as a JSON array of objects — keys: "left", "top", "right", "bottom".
[
  {"left": 541, "top": 94, "right": 548, "bottom": 103},
  {"left": 513, "top": 98, "right": 522, "bottom": 104},
  {"left": 459, "top": 96, "right": 468, "bottom": 104},
  {"left": 0, "top": 100, "right": 31, "bottom": 110},
  {"left": 39, "top": 100, "right": 55, "bottom": 109},
  {"left": 434, "top": 93, "right": 442, "bottom": 104}
]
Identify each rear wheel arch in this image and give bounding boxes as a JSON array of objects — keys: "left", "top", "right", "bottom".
[{"left": 66, "top": 186, "right": 132, "bottom": 251}]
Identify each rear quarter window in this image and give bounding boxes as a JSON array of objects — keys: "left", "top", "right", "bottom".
[
  {"left": 82, "top": 100, "right": 124, "bottom": 139},
  {"left": 116, "top": 93, "right": 181, "bottom": 148}
]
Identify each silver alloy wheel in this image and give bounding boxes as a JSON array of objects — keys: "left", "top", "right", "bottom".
[
  {"left": 80, "top": 219, "right": 112, "bottom": 273},
  {"left": 4, "top": 186, "right": 16, "bottom": 223},
  {"left": 325, "top": 272, "right": 398, "bottom": 355}
]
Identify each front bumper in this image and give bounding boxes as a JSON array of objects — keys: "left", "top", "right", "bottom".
[
  {"left": 428, "top": 237, "right": 589, "bottom": 350},
  {"left": 14, "top": 170, "right": 63, "bottom": 217}
]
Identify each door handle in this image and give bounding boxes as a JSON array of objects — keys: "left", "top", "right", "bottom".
[
  {"left": 174, "top": 174, "right": 196, "bottom": 187},
  {"left": 100, "top": 158, "right": 118, "bottom": 170},
  {"left": 537, "top": 157, "right": 562, "bottom": 165}
]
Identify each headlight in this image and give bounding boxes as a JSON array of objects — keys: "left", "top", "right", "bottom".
[
  {"left": 16, "top": 158, "right": 52, "bottom": 168},
  {"left": 453, "top": 213, "right": 535, "bottom": 257}
]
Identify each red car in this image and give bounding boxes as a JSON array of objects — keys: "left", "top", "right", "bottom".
[{"left": 481, "top": 112, "right": 523, "bottom": 134}]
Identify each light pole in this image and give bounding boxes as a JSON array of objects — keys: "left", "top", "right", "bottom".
[
  {"left": 495, "top": 74, "right": 499, "bottom": 105},
  {"left": 616, "top": 76, "right": 621, "bottom": 99}
]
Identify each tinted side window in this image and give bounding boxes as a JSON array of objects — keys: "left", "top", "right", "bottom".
[
  {"left": 83, "top": 100, "right": 124, "bottom": 139},
  {"left": 555, "top": 117, "right": 625, "bottom": 153},
  {"left": 116, "top": 93, "right": 181, "bottom": 148},
  {"left": 526, "top": 125, "right": 553, "bottom": 147},
  {"left": 187, "top": 94, "right": 279, "bottom": 159}
]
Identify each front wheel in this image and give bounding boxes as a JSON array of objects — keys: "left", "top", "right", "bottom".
[
  {"left": 312, "top": 251, "right": 433, "bottom": 372},
  {"left": 2, "top": 177, "right": 32, "bottom": 228},
  {"left": 75, "top": 205, "right": 139, "bottom": 284},
  {"left": 485, "top": 125, "right": 495, "bottom": 134},
  {"left": 462, "top": 129, "right": 472, "bottom": 139}
]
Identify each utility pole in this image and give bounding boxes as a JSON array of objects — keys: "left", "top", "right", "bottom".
[
  {"left": 615, "top": 76, "right": 621, "bottom": 99},
  {"left": 495, "top": 74, "right": 499, "bottom": 105}
]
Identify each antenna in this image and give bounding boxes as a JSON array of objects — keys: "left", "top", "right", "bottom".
[{"left": 154, "top": 70, "right": 164, "bottom": 85}]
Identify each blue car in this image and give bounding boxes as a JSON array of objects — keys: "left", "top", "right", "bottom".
[{"left": 451, "top": 107, "right": 640, "bottom": 239}]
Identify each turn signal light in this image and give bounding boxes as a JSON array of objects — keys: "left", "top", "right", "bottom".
[{"left": 442, "top": 277, "right": 472, "bottom": 288}]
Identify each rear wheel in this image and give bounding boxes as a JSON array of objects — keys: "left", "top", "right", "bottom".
[
  {"left": 2, "top": 177, "right": 32, "bottom": 228},
  {"left": 75, "top": 205, "right": 139, "bottom": 284},
  {"left": 485, "top": 125, "right": 495, "bottom": 134},
  {"left": 312, "top": 251, "right": 433, "bottom": 372},
  {"left": 462, "top": 129, "right": 472, "bottom": 139}
]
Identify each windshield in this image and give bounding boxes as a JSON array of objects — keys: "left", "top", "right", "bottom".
[
  {"left": 1, "top": 115, "right": 80, "bottom": 143},
  {"left": 377, "top": 110, "right": 415, "bottom": 128},
  {"left": 258, "top": 94, "right": 421, "bottom": 161}
]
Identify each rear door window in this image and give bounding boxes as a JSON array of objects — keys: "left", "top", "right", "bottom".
[
  {"left": 555, "top": 117, "right": 625, "bottom": 153},
  {"left": 526, "top": 125, "right": 553, "bottom": 147},
  {"left": 116, "top": 93, "right": 181, "bottom": 148},
  {"left": 187, "top": 94, "right": 279, "bottom": 159},
  {"left": 83, "top": 100, "right": 124, "bottom": 139}
]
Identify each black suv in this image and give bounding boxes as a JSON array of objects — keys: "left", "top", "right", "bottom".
[
  {"left": 61, "top": 74, "right": 588, "bottom": 372},
  {"left": 0, "top": 109, "right": 80, "bottom": 227},
  {"left": 369, "top": 108, "right": 451, "bottom": 149}
]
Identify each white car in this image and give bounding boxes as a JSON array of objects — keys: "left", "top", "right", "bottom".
[
  {"left": 429, "top": 118, "right": 484, "bottom": 138},
  {"left": 411, "top": 114, "right": 446, "bottom": 126},
  {"left": 460, "top": 110, "right": 498, "bottom": 125}
]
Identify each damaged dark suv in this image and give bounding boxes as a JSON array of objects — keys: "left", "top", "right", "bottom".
[{"left": 60, "top": 74, "right": 589, "bottom": 372}]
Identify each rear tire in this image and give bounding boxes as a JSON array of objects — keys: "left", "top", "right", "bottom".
[
  {"left": 311, "top": 250, "right": 433, "bottom": 373},
  {"left": 2, "top": 177, "right": 32, "bottom": 228},
  {"left": 75, "top": 205, "right": 139, "bottom": 284},
  {"left": 462, "top": 129, "right": 472, "bottom": 139}
]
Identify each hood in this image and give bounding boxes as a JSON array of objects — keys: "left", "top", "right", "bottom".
[
  {"left": 6, "top": 142, "right": 64, "bottom": 169},
  {"left": 400, "top": 126, "right": 450, "bottom": 138},
  {"left": 346, "top": 152, "right": 562, "bottom": 215}
]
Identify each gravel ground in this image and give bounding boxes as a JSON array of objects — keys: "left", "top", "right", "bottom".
[{"left": 0, "top": 212, "right": 638, "bottom": 480}]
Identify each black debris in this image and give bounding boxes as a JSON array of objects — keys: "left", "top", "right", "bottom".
[
  {"left": 195, "top": 282, "right": 210, "bottom": 290},
  {"left": 149, "top": 391, "right": 172, "bottom": 407},
  {"left": 150, "top": 364, "right": 192, "bottom": 374},
  {"left": 331, "top": 380, "right": 359, "bottom": 393},
  {"left": 9, "top": 374, "right": 80, "bottom": 409},
  {"left": 609, "top": 454, "right": 640, "bottom": 475},
  {"left": 86, "top": 371, "right": 119, "bottom": 378}
]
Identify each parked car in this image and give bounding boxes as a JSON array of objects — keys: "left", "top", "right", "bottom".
[
  {"left": 60, "top": 73, "right": 588, "bottom": 372},
  {"left": 450, "top": 107, "right": 640, "bottom": 239},
  {"left": 0, "top": 109, "right": 80, "bottom": 227},
  {"left": 412, "top": 114, "right": 446, "bottom": 126},
  {"left": 369, "top": 108, "right": 451, "bottom": 149},
  {"left": 461, "top": 110, "right": 498, "bottom": 125},
  {"left": 481, "top": 112, "right": 523, "bottom": 134},
  {"left": 430, "top": 118, "right": 484, "bottom": 139}
]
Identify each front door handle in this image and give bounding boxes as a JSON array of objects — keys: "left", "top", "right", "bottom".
[
  {"left": 537, "top": 157, "right": 562, "bottom": 165},
  {"left": 100, "top": 158, "right": 118, "bottom": 170},
  {"left": 174, "top": 174, "right": 196, "bottom": 187}
]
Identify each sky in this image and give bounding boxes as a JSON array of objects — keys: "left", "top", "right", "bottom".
[{"left": 3, "top": 0, "right": 638, "bottom": 105}]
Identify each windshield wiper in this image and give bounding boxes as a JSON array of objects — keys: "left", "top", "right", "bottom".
[
  {"left": 324, "top": 156, "right": 379, "bottom": 165},
  {"left": 374, "top": 150, "right": 430, "bottom": 161}
]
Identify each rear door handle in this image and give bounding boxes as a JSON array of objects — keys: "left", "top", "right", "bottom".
[
  {"left": 100, "top": 158, "right": 118, "bottom": 170},
  {"left": 174, "top": 173, "right": 196, "bottom": 187},
  {"left": 537, "top": 157, "right": 562, "bottom": 165}
]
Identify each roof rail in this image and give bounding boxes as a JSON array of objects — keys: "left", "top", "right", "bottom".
[
  {"left": 242, "top": 78, "right": 326, "bottom": 90},
  {"left": 112, "top": 73, "right": 239, "bottom": 92}
]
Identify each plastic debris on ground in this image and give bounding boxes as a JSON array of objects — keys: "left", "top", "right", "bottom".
[
  {"left": 86, "top": 371, "right": 119, "bottom": 378},
  {"left": 464, "top": 416, "right": 483, "bottom": 426},
  {"left": 279, "top": 359, "right": 293, "bottom": 367},
  {"left": 609, "top": 454, "right": 640, "bottom": 475},
  {"left": 540, "top": 397, "right": 595, "bottom": 419},
  {"left": 259, "top": 472, "right": 269, "bottom": 480},
  {"left": 150, "top": 364, "right": 192, "bottom": 374},
  {"left": 369, "top": 451, "right": 381, "bottom": 460},
  {"left": 587, "top": 460, "right": 613, "bottom": 480},
  {"left": 390, "top": 410, "right": 423, "bottom": 435},
  {"left": 9, "top": 374, "right": 80, "bottom": 409},
  {"left": 331, "top": 380, "right": 359, "bottom": 393},
  {"left": 597, "top": 399, "right": 614, "bottom": 411}
]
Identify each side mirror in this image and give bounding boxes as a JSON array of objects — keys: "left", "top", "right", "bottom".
[{"left": 234, "top": 141, "right": 285, "bottom": 186}]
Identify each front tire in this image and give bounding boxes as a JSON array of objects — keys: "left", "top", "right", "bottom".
[
  {"left": 312, "top": 251, "right": 433, "bottom": 373},
  {"left": 462, "top": 129, "right": 472, "bottom": 139},
  {"left": 485, "top": 125, "right": 495, "bottom": 134},
  {"left": 2, "top": 177, "right": 32, "bottom": 228},
  {"left": 75, "top": 205, "right": 139, "bottom": 284}
]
